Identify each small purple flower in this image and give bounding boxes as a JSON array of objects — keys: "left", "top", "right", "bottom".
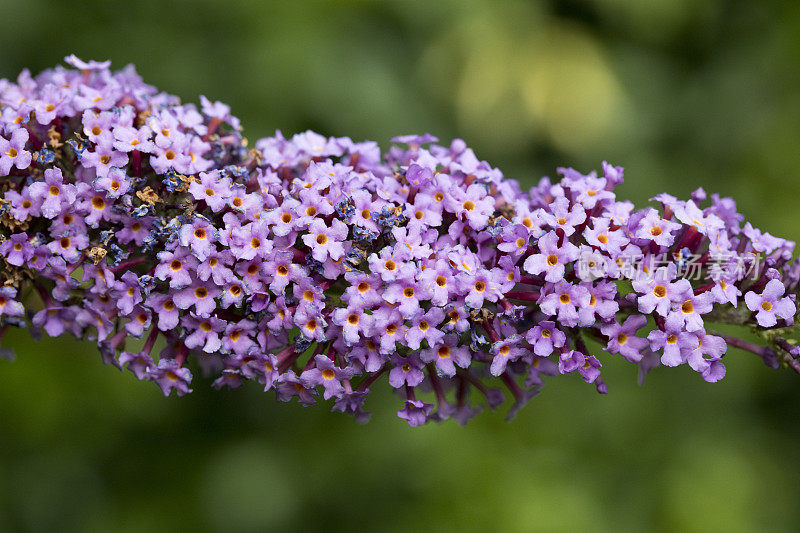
[
  {"left": 173, "top": 281, "right": 220, "bottom": 317},
  {"left": 489, "top": 335, "right": 527, "bottom": 376},
  {"left": 112, "top": 125, "right": 155, "bottom": 153},
  {"left": 0, "top": 232, "right": 34, "bottom": 266},
  {"left": 583, "top": 217, "right": 626, "bottom": 255},
  {"left": 600, "top": 315, "right": 649, "bottom": 363},
  {"left": 47, "top": 233, "right": 87, "bottom": 263},
  {"left": 539, "top": 282, "right": 590, "bottom": 328},
  {"left": 0, "top": 287, "right": 25, "bottom": 318},
  {"left": 685, "top": 332, "right": 727, "bottom": 382},
  {"left": 3, "top": 187, "right": 40, "bottom": 220},
  {"left": 81, "top": 140, "right": 128, "bottom": 179},
  {"left": 300, "top": 355, "right": 356, "bottom": 400},
  {"left": 709, "top": 276, "right": 741, "bottom": 306},
  {"left": 155, "top": 247, "right": 198, "bottom": 289},
  {"left": 540, "top": 197, "right": 586, "bottom": 236},
  {"left": 525, "top": 321, "right": 566, "bottom": 357},
  {"left": 497, "top": 224, "right": 530, "bottom": 257},
  {"left": 124, "top": 307, "right": 152, "bottom": 338},
  {"left": 183, "top": 315, "right": 227, "bottom": 353},
  {"left": 421, "top": 335, "right": 470, "bottom": 377},
  {"left": 115, "top": 271, "right": 143, "bottom": 315},
  {"left": 179, "top": 217, "right": 217, "bottom": 260},
  {"left": 342, "top": 272, "right": 383, "bottom": 308},
  {"left": 570, "top": 175, "right": 614, "bottom": 209},
  {"left": 386, "top": 277, "right": 427, "bottom": 316},
  {"left": 648, "top": 326, "right": 695, "bottom": 367},
  {"left": 634, "top": 208, "right": 681, "bottom": 247},
  {"left": 0, "top": 128, "right": 32, "bottom": 175},
  {"left": 460, "top": 268, "right": 501, "bottom": 309},
  {"left": 577, "top": 281, "right": 619, "bottom": 326},
  {"left": 333, "top": 306, "right": 374, "bottom": 346},
  {"left": 558, "top": 350, "right": 602, "bottom": 383},
  {"left": 388, "top": 354, "right": 425, "bottom": 388},
  {"left": 188, "top": 170, "right": 232, "bottom": 212},
  {"left": 444, "top": 183, "right": 494, "bottom": 230},
  {"left": 32, "top": 306, "right": 78, "bottom": 337},
  {"left": 674, "top": 200, "right": 725, "bottom": 236},
  {"left": 118, "top": 351, "right": 156, "bottom": 380},
  {"left": 146, "top": 359, "right": 193, "bottom": 397},
  {"left": 373, "top": 306, "right": 408, "bottom": 354},
  {"left": 221, "top": 320, "right": 256, "bottom": 356},
  {"left": 302, "top": 218, "right": 348, "bottom": 262},
  {"left": 146, "top": 293, "right": 181, "bottom": 331},
  {"left": 28, "top": 167, "right": 77, "bottom": 219},
  {"left": 276, "top": 371, "right": 317, "bottom": 405},
  {"left": 667, "top": 290, "right": 714, "bottom": 332},
  {"left": 744, "top": 279, "right": 795, "bottom": 327},
  {"left": 632, "top": 268, "right": 685, "bottom": 317},
  {"left": 405, "top": 308, "right": 445, "bottom": 350},
  {"left": 397, "top": 399, "right": 434, "bottom": 427},
  {"left": 523, "top": 231, "right": 579, "bottom": 283}
]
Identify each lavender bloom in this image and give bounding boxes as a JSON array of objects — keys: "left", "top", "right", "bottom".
[
  {"left": 405, "top": 308, "right": 445, "bottom": 350},
  {"left": 420, "top": 335, "right": 470, "bottom": 377},
  {"left": 397, "top": 399, "right": 434, "bottom": 427},
  {"left": 559, "top": 350, "right": 602, "bottom": 384},
  {"left": 601, "top": 315, "right": 649, "bottom": 363},
  {"left": 539, "top": 282, "right": 590, "bottom": 328},
  {"left": 686, "top": 332, "right": 727, "bottom": 382},
  {"left": 302, "top": 219, "right": 348, "bottom": 262},
  {"left": 0, "top": 128, "right": 32, "bottom": 175},
  {"left": 0, "top": 57, "right": 798, "bottom": 427},
  {"left": 0, "top": 287, "right": 25, "bottom": 318},
  {"left": 188, "top": 170, "right": 231, "bottom": 212},
  {"left": 118, "top": 351, "right": 156, "bottom": 380},
  {"left": 179, "top": 217, "right": 217, "bottom": 260},
  {"left": 745, "top": 279, "right": 795, "bottom": 327},
  {"left": 0, "top": 232, "right": 34, "bottom": 266},
  {"left": 146, "top": 358, "right": 193, "bottom": 397},
  {"left": 523, "top": 231, "right": 579, "bottom": 283},
  {"left": 648, "top": 326, "right": 695, "bottom": 367},
  {"left": 28, "top": 167, "right": 77, "bottom": 219},
  {"left": 388, "top": 355, "right": 425, "bottom": 388},
  {"left": 300, "top": 355, "right": 356, "bottom": 400},
  {"left": 525, "top": 321, "right": 566, "bottom": 357}
]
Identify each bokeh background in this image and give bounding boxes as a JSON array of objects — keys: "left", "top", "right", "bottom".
[{"left": 1, "top": 0, "right": 800, "bottom": 531}]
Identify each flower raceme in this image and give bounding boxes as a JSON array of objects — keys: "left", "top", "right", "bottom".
[{"left": 0, "top": 57, "right": 799, "bottom": 426}]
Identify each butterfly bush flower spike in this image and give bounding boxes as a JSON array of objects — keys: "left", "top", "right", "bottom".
[{"left": 1, "top": 57, "right": 799, "bottom": 427}]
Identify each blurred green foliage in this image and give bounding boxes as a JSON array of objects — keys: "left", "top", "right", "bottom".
[{"left": 1, "top": 0, "right": 800, "bottom": 531}]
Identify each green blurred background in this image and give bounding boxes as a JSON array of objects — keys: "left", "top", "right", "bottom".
[{"left": 1, "top": 0, "right": 800, "bottom": 531}]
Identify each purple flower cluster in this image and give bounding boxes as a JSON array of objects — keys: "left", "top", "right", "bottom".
[{"left": 1, "top": 57, "right": 799, "bottom": 426}]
